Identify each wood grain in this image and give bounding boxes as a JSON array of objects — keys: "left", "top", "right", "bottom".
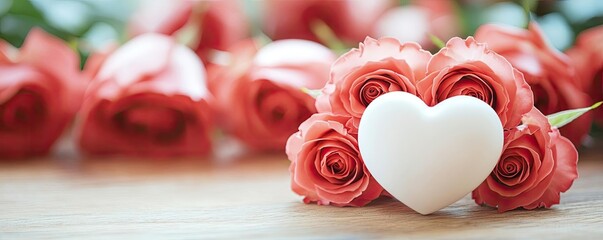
[{"left": 1, "top": 146, "right": 602, "bottom": 239}]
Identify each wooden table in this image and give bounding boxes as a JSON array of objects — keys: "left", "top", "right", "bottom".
[{"left": 1, "top": 145, "right": 602, "bottom": 239}]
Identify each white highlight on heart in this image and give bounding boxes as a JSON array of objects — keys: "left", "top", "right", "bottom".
[{"left": 358, "top": 92, "right": 503, "bottom": 215}]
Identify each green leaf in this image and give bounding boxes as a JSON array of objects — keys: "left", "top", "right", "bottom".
[
  {"left": 429, "top": 34, "right": 445, "bottom": 50},
  {"left": 547, "top": 101, "right": 602, "bottom": 128},
  {"left": 301, "top": 88, "right": 322, "bottom": 99}
]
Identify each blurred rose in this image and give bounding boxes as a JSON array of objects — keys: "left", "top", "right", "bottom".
[
  {"left": 0, "top": 29, "right": 82, "bottom": 158},
  {"left": 77, "top": 34, "right": 213, "bottom": 157},
  {"left": 261, "top": 0, "right": 393, "bottom": 45},
  {"left": 81, "top": 44, "right": 117, "bottom": 82},
  {"left": 475, "top": 23, "right": 592, "bottom": 145},
  {"left": 211, "top": 39, "right": 336, "bottom": 151},
  {"left": 473, "top": 108, "right": 578, "bottom": 212},
  {"left": 316, "top": 37, "right": 431, "bottom": 133},
  {"left": 375, "top": 0, "right": 459, "bottom": 49},
  {"left": 566, "top": 26, "right": 603, "bottom": 126},
  {"left": 129, "top": 0, "right": 248, "bottom": 63},
  {"left": 286, "top": 113, "right": 383, "bottom": 206},
  {"left": 417, "top": 37, "right": 533, "bottom": 129}
]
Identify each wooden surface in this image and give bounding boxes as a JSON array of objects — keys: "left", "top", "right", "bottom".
[{"left": 1, "top": 146, "right": 603, "bottom": 239}]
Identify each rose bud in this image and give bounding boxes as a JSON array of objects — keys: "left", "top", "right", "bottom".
[
  {"left": 0, "top": 29, "right": 83, "bottom": 158},
  {"left": 287, "top": 113, "right": 383, "bottom": 206},
  {"left": 211, "top": 39, "right": 336, "bottom": 151},
  {"left": 76, "top": 34, "right": 213, "bottom": 157},
  {"left": 416, "top": 37, "right": 533, "bottom": 129},
  {"left": 375, "top": 0, "right": 460, "bottom": 49},
  {"left": 128, "top": 0, "right": 248, "bottom": 64},
  {"left": 260, "top": 0, "right": 393, "bottom": 45},
  {"left": 475, "top": 22, "right": 593, "bottom": 146},
  {"left": 316, "top": 37, "right": 432, "bottom": 133},
  {"left": 566, "top": 26, "right": 603, "bottom": 127},
  {"left": 472, "top": 108, "right": 578, "bottom": 212}
]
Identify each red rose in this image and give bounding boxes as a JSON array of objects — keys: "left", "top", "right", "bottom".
[
  {"left": 0, "top": 29, "right": 83, "bottom": 158},
  {"left": 566, "top": 26, "right": 603, "bottom": 126},
  {"left": 261, "top": 0, "right": 393, "bottom": 45},
  {"left": 417, "top": 37, "right": 534, "bottom": 129},
  {"left": 475, "top": 23, "right": 593, "bottom": 145},
  {"left": 211, "top": 39, "right": 336, "bottom": 151},
  {"left": 128, "top": 0, "right": 248, "bottom": 63},
  {"left": 77, "top": 34, "right": 213, "bottom": 156},
  {"left": 316, "top": 37, "right": 432, "bottom": 133},
  {"left": 286, "top": 113, "right": 383, "bottom": 206},
  {"left": 473, "top": 108, "right": 578, "bottom": 212}
]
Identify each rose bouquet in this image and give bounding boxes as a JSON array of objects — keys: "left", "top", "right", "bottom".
[
  {"left": 0, "top": 1, "right": 601, "bottom": 191},
  {"left": 287, "top": 22, "right": 592, "bottom": 212}
]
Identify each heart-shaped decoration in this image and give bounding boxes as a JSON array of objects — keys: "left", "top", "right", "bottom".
[{"left": 358, "top": 92, "right": 503, "bottom": 215}]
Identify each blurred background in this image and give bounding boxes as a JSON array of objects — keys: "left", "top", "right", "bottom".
[
  {"left": 2, "top": 0, "right": 603, "bottom": 64},
  {"left": 2, "top": 0, "right": 603, "bottom": 159}
]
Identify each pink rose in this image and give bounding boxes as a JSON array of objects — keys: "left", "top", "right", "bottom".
[
  {"left": 566, "top": 26, "right": 603, "bottom": 126},
  {"left": 0, "top": 29, "right": 83, "bottom": 158},
  {"left": 475, "top": 23, "right": 593, "bottom": 145},
  {"left": 211, "top": 39, "right": 336, "bottom": 151},
  {"left": 128, "top": 0, "right": 248, "bottom": 63},
  {"left": 261, "top": 0, "right": 393, "bottom": 45},
  {"left": 416, "top": 37, "right": 534, "bottom": 129},
  {"left": 472, "top": 108, "right": 578, "bottom": 212},
  {"left": 77, "top": 34, "right": 213, "bottom": 156},
  {"left": 286, "top": 113, "right": 383, "bottom": 206},
  {"left": 316, "top": 37, "right": 431, "bottom": 133}
]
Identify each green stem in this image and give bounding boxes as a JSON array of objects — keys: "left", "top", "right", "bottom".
[
  {"left": 301, "top": 87, "right": 322, "bottom": 99},
  {"left": 521, "top": 0, "right": 537, "bottom": 28},
  {"left": 310, "top": 19, "right": 348, "bottom": 54},
  {"left": 429, "top": 34, "right": 445, "bottom": 50}
]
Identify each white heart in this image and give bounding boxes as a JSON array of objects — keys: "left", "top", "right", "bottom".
[{"left": 358, "top": 92, "right": 503, "bottom": 215}]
